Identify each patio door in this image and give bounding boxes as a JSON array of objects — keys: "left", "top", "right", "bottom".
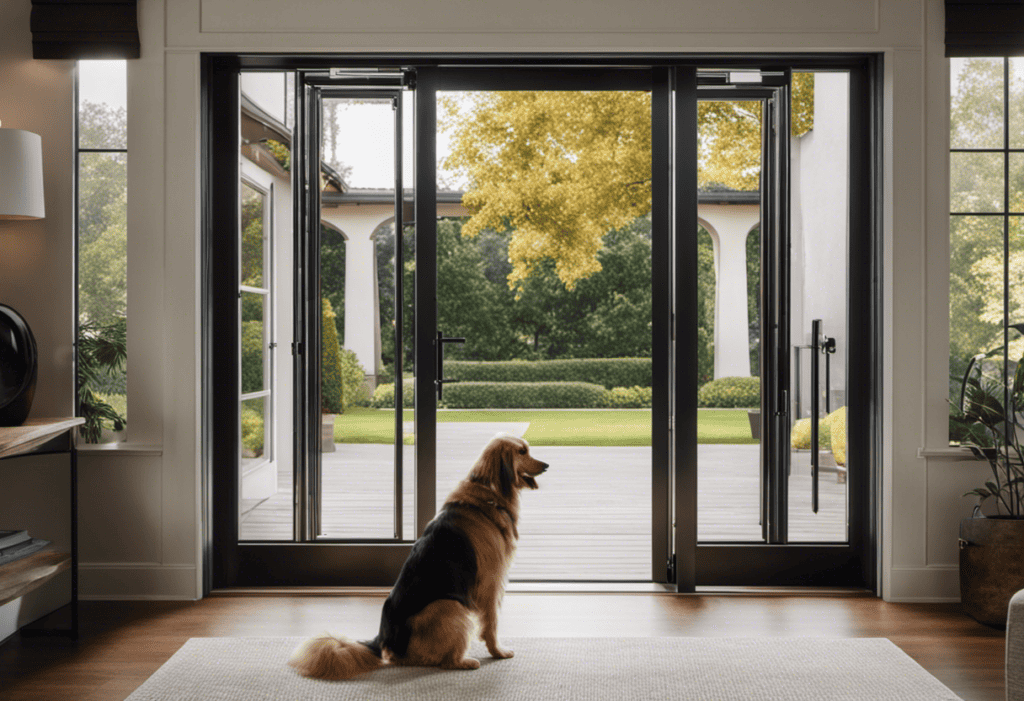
[
  {"left": 206, "top": 57, "right": 878, "bottom": 592},
  {"left": 691, "top": 66, "right": 877, "bottom": 587},
  {"left": 417, "top": 67, "right": 677, "bottom": 583}
]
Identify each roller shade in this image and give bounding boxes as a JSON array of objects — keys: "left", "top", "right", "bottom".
[
  {"left": 31, "top": 0, "right": 139, "bottom": 59},
  {"left": 946, "top": 1, "right": 1024, "bottom": 57}
]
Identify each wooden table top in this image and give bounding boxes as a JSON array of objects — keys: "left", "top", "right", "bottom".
[{"left": 0, "top": 417, "right": 85, "bottom": 460}]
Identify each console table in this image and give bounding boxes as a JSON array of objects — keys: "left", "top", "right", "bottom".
[{"left": 0, "top": 417, "right": 84, "bottom": 638}]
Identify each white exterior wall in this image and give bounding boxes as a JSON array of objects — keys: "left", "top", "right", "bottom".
[{"left": 0, "top": 0, "right": 983, "bottom": 604}]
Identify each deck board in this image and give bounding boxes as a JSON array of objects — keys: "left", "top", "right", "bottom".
[{"left": 239, "top": 423, "right": 847, "bottom": 579}]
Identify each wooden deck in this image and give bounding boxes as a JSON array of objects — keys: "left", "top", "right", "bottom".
[{"left": 239, "top": 422, "right": 847, "bottom": 580}]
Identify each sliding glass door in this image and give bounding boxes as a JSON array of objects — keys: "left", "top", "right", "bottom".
[{"left": 205, "top": 56, "right": 879, "bottom": 592}]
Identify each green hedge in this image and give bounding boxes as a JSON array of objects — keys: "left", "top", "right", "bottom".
[
  {"left": 371, "top": 380, "right": 416, "bottom": 409},
  {"left": 371, "top": 381, "right": 654, "bottom": 409},
  {"left": 697, "top": 376, "right": 760, "bottom": 408},
  {"left": 442, "top": 381, "right": 608, "bottom": 409},
  {"left": 602, "top": 386, "right": 652, "bottom": 409},
  {"left": 445, "top": 358, "right": 651, "bottom": 390}
]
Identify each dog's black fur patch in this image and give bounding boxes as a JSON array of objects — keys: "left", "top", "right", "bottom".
[{"left": 362, "top": 507, "right": 478, "bottom": 658}]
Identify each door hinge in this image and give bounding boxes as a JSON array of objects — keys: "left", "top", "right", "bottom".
[
  {"left": 292, "top": 341, "right": 303, "bottom": 355},
  {"left": 667, "top": 554, "right": 676, "bottom": 582}
]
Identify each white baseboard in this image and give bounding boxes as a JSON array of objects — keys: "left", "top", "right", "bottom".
[
  {"left": 80, "top": 562, "right": 199, "bottom": 600},
  {"left": 886, "top": 565, "right": 960, "bottom": 602}
]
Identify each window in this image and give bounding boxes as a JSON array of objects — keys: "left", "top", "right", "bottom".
[
  {"left": 76, "top": 60, "right": 128, "bottom": 444},
  {"left": 949, "top": 57, "right": 1024, "bottom": 444}
]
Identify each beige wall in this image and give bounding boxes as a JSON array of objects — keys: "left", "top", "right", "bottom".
[
  {"left": 0, "top": 1, "right": 76, "bottom": 627},
  {"left": 0, "top": 0, "right": 985, "bottom": 604}
]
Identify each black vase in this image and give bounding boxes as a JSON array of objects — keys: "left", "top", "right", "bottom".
[{"left": 0, "top": 304, "right": 38, "bottom": 426}]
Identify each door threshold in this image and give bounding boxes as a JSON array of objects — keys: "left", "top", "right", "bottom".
[{"left": 211, "top": 584, "right": 873, "bottom": 597}]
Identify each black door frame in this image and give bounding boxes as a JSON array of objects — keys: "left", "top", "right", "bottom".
[{"left": 202, "top": 53, "right": 881, "bottom": 594}]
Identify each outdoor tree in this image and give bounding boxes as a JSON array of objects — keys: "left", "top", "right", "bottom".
[
  {"left": 948, "top": 58, "right": 1024, "bottom": 406},
  {"left": 78, "top": 100, "right": 127, "bottom": 327},
  {"left": 440, "top": 74, "right": 814, "bottom": 292}
]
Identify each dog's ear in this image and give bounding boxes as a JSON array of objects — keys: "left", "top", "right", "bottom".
[{"left": 497, "top": 445, "right": 515, "bottom": 499}]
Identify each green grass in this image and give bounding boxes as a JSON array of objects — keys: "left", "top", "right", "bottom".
[{"left": 333, "top": 407, "right": 758, "bottom": 446}]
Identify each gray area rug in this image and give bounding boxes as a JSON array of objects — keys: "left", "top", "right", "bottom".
[{"left": 124, "top": 637, "right": 962, "bottom": 700}]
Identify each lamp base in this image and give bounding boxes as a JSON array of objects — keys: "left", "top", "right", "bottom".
[{"left": 0, "top": 304, "right": 38, "bottom": 427}]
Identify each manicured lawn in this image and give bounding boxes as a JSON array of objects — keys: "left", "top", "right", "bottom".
[{"left": 333, "top": 407, "right": 758, "bottom": 446}]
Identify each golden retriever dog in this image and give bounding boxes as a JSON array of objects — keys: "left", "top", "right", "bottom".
[{"left": 288, "top": 433, "right": 548, "bottom": 680}]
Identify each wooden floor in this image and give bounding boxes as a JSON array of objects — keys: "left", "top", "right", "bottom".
[
  {"left": 240, "top": 422, "right": 847, "bottom": 579},
  {"left": 0, "top": 595, "right": 1006, "bottom": 700}
]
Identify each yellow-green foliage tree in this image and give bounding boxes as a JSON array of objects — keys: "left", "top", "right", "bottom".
[
  {"left": 440, "top": 74, "right": 814, "bottom": 291},
  {"left": 321, "top": 298, "right": 345, "bottom": 414}
]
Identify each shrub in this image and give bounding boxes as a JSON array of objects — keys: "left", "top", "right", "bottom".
[
  {"left": 601, "top": 386, "right": 653, "bottom": 408},
  {"left": 241, "top": 320, "right": 264, "bottom": 395},
  {"left": 790, "top": 417, "right": 831, "bottom": 450},
  {"left": 340, "top": 347, "right": 370, "bottom": 408},
  {"left": 825, "top": 406, "right": 847, "bottom": 465},
  {"left": 240, "top": 403, "right": 264, "bottom": 457},
  {"left": 371, "top": 380, "right": 416, "bottom": 409},
  {"left": 697, "top": 376, "right": 760, "bottom": 408},
  {"left": 321, "top": 298, "right": 344, "bottom": 414},
  {"left": 445, "top": 358, "right": 651, "bottom": 390},
  {"left": 442, "top": 381, "right": 607, "bottom": 409}
]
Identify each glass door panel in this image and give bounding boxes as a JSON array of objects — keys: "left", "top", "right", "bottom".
[
  {"left": 434, "top": 88, "right": 655, "bottom": 580},
  {"left": 238, "top": 180, "right": 277, "bottom": 535},
  {"left": 315, "top": 93, "right": 411, "bottom": 539},
  {"left": 237, "top": 71, "right": 294, "bottom": 541},
  {"left": 695, "top": 97, "right": 765, "bottom": 543},
  {"left": 787, "top": 71, "right": 850, "bottom": 543}
]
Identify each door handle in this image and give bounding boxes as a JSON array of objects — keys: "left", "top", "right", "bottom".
[{"left": 435, "top": 331, "right": 466, "bottom": 401}]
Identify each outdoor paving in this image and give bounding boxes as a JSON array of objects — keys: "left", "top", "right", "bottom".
[{"left": 239, "top": 422, "right": 847, "bottom": 580}]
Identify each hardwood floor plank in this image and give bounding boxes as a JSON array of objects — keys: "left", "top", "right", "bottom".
[{"left": 0, "top": 596, "right": 1005, "bottom": 701}]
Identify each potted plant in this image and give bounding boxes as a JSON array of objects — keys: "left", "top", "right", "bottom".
[
  {"left": 77, "top": 317, "right": 127, "bottom": 443},
  {"left": 950, "top": 345, "right": 1024, "bottom": 628}
]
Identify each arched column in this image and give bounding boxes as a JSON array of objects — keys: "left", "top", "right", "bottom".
[
  {"left": 698, "top": 203, "right": 761, "bottom": 379},
  {"left": 320, "top": 205, "right": 392, "bottom": 390}
]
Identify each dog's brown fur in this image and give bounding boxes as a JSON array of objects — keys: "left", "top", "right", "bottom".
[{"left": 288, "top": 433, "right": 547, "bottom": 679}]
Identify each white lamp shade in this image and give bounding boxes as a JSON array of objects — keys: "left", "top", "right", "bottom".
[{"left": 0, "top": 128, "right": 45, "bottom": 220}]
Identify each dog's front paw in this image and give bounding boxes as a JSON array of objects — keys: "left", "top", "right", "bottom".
[{"left": 489, "top": 647, "right": 514, "bottom": 659}]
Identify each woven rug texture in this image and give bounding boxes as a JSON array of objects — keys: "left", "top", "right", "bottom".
[{"left": 124, "top": 636, "right": 963, "bottom": 700}]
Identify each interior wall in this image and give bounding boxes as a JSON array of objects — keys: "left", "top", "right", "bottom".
[
  {"left": 0, "top": 0, "right": 76, "bottom": 629},
  {"left": 0, "top": 0, "right": 982, "bottom": 603}
]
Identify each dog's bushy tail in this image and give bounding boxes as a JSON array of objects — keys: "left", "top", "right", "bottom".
[{"left": 288, "top": 634, "right": 385, "bottom": 680}]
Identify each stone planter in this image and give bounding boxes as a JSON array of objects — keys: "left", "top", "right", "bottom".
[
  {"left": 321, "top": 413, "right": 336, "bottom": 453},
  {"left": 960, "top": 516, "right": 1024, "bottom": 628},
  {"left": 747, "top": 410, "right": 760, "bottom": 440}
]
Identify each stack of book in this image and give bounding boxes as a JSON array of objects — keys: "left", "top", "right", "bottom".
[{"left": 0, "top": 530, "right": 50, "bottom": 567}]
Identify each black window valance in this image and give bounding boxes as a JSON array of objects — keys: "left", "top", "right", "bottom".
[
  {"left": 946, "top": 1, "right": 1024, "bottom": 57},
  {"left": 31, "top": 0, "right": 139, "bottom": 60}
]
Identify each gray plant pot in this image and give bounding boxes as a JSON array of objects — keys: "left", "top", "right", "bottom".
[
  {"left": 321, "top": 414, "right": 336, "bottom": 453},
  {"left": 960, "top": 515, "right": 1024, "bottom": 629}
]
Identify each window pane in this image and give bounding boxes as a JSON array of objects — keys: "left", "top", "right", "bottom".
[
  {"left": 78, "top": 60, "right": 127, "bottom": 149},
  {"left": 951, "top": 152, "right": 1005, "bottom": 213},
  {"left": 241, "top": 183, "right": 267, "bottom": 288},
  {"left": 950, "top": 57, "right": 1004, "bottom": 150},
  {"left": 1011, "top": 58, "right": 1024, "bottom": 150},
  {"left": 77, "top": 149, "right": 127, "bottom": 444},
  {"left": 950, "top": 215, "right": 1005, "bottom": 438},
  {"left": 240, "top": 396, "right": 269, "bottom": 465},
  {"left": 1012, "top": 153, "right": 1024, "bottom": 213},
  {"left": 78, "top": 152, "right": 127, "bottom": 325},
  {"left": 240, "top": 292, "right": 266, "bottom": 394},
  {"left": 1012, "top": 218, "right": 1024, "bottom": 360}
]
